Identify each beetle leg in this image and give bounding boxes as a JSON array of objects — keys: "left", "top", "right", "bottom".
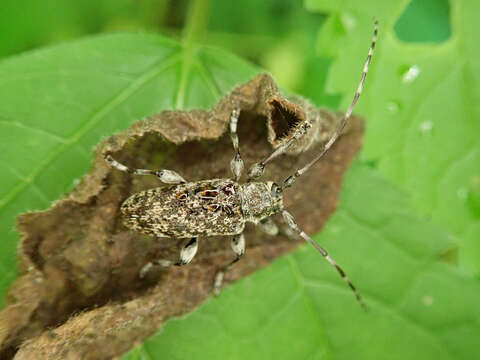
[
  {"left": 229, "top": 108, "right": 244, "bottom": 181},
  {"left": 176, "top": 237, "right": 199, "bottom": 265},
  {"left": 246, "top": 119, "right": 312, "bottom": 181},
  {"left": 258, "top": 217, "right": 300, "bottom": 241},
  {"left": 139, "top": 237, "right": 198, "bottom": 278},
  {"left": 214, "top": 233, "right": 245, "bottom": 295},
  {"left": 105, "top": 155, "right": 186, "bottom": 184},
  {"left": 258, "top": 217, "right": 279, "bottom": 236}
]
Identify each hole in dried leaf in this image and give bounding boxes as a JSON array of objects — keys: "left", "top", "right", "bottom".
[{"left": 268, "top": 97, "right": 303, "bottom": 142}]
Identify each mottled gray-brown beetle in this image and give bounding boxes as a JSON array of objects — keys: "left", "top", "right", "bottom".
[{"left": 106, "top": 21, "right": 378, "bottom": 309}]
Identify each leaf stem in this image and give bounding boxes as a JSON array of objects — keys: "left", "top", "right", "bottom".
[
  {"left": 175, "top": 0, "right": 211, "bottom": 109},
  {"left": 183, "top": 0, "right": 211, "bottom": 46}
]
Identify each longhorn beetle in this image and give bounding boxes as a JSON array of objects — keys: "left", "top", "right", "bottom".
[{"left": 106, "top": 21, "right": 378, "bottom": 310}]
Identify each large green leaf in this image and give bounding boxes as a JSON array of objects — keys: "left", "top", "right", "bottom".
[
  {"left": 305, "top": 0, "right": 480, "bottom": 274},
  {"left": 3, "top": 3, "right": 478, "bottom": 359},
  {"left": 0, "top": 33, "right": 260, "bottom": 307},
  {"left": 124, "top": 161, "right": 479, "bottom": 360}
]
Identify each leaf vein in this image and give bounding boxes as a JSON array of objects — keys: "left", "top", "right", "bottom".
[
  {"left": 0, "top": 119, "right": 67, "bottom": 143},
  {"left": 0, "top": 53, "right": 182, "bottom": 212}
]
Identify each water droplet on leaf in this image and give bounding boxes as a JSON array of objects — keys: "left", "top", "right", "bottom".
[
  {"left": 419, "top": 120, "right": 433, "bottom": 134},
  {"left": 386, "top": 100, "right": 402, "bottom": 114},
  {"left": 340, "top": 13, "right": 357, "bottom": 31},
  {"left": 401, "top": 65, "right": 420, "bottom": 83},
  {"left": 422, "top": 295, "right": 434, "bottom": 306}
]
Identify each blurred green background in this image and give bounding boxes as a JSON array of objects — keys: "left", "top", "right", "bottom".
[
  {"left": 0, "top": 0, "right": 451, "bottom": 105},
  {"left": 0, "top": 0, "right": 338, "bottom": 106},
  {"left": 1, "top": 0, "right": 479, "bottom": 359}
]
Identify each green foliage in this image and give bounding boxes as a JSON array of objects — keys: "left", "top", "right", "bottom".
[
  {"left": 0, "top": 33, "right": 259, "bottom": 306},
  {"left": 207, "top": 0, "right": 336, "bottom": 105},
  {"left": 307, "top": 0, "right": 480, "bottom": 275},
  {"left": 394, "top": 0, "right": 451, "bottom": 43},
  {"left": 0, "top": 0, "right": 170, "bottom": 58},
  {"left": 1, "top": 0, "right": 479, "bottom": 359},
  {"left": 0, "top": 0, "right": 338, "bottom": 108}
]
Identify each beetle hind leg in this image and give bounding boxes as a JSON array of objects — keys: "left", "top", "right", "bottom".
[
  {"left": 139, "top": 237, "right": 198, "bottom": 278},
  {"left": 214, "top": 233, "right": 245, "bottom": 295},
  {"left": 177, "top": 237, "right": 199, "bottom": 265}
]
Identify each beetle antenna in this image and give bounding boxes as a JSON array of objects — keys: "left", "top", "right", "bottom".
[
  {"left": 282, "top": 210, "right": 367, "bottom": 310},
  {"left": 282, "top": 19, "right": 378, "bottom": 190}
]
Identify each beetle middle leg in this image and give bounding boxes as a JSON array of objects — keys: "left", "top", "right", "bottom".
[
  {"left": 140, "top": 237, "right": 198, "bottom": 278},
  {"left": 229, "top": 108, "right": 244, "bottom": 181},
  {"left": 105, "top": 155, "right": 186, "bottom": 184},
  {"left": 214, "top": 233, "right": 245, "bottom": 295}
]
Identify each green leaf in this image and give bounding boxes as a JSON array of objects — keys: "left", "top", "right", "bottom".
[
  {"left": 394, "top": 0, "right": 451, "bottom": 43},
  {"left": 0, "top": 33, "right": 260, "bottom": 307},
  {"left": 123, "top": 161, "right": 479, "bottom": 360},
  {"left": 3, "top": 4, "right": 478, "bottom": 359},
  {"left": 305, "top": 0, "right": 480, "bottom": 275}
]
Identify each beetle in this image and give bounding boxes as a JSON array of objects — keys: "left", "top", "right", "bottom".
[{"left": 106, "top": 21, "right": 378, "bottom": 309}]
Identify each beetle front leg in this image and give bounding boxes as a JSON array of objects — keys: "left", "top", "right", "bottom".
[
  {"left": 258, "top": 217, "right": 279, "bottom": 236},
  {"left": 247, "top": 120, "right": 312, "bottom": 181},
  {"left": 229, "top": 108, "right": 244, "bottom": 181},
  {"left": 214, "top": 233, "right": 245, "bottom": 295},
  {"left": 258, "top": 217, "right": 300, "bottom": 241}
]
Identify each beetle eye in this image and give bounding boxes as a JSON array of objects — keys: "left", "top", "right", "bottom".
[{"left": 271, "top": 183, "right": 281, "bottom": 197}]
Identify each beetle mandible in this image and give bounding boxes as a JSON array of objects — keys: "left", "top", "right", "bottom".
[{"left": 106, "top": 21, "right": 378, "bottom": 309}]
